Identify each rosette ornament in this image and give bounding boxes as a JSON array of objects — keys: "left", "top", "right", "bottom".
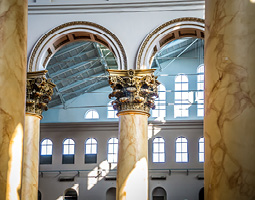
[{"left": 108, "top": 69, "right": 160, "bottom": 115}]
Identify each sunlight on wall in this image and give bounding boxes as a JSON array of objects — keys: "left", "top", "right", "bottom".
[
  {"left": 119, "top": 157, "right": 148, "bottom": 199},
  {"left": 71, "top": 184, "right": 79, "bottom": 195},
  {"left": 87, "top": 160, "right": 117, "bottom": 190},
  {"left": 148, "top": 124, "right": 162, "bottom": 139},
  {"left": 251, "top": 0, "right": 255, "bottom": 3},
  {"left": 6, "top": 123, "right": 23, "bottom": 200}
]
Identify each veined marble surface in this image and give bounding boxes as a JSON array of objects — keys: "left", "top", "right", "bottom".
[
  {"left": 117, "top": 113, "right": 148, "bottom": 200},
  {"left": 0, "top": 0, "right": 27, "bottom": 199},
  {"left": 21, "top": 115, "right": 40, "bottom": 200},
  {"left": 205, "top": 0, "right": 255, "bottom": 199}
]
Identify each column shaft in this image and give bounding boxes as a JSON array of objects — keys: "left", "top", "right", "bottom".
[
  {"left": 21, "top": 115, "right": 40, "bottom": 200},
  {"left": 205, "top": 0, "right": 255, "bottom": 199},
  {"left": 117, "top": 113, "right": 148, "bottom": 200},
  {"left": 0, "top": 0, "right": 28, "bottom": 199}
]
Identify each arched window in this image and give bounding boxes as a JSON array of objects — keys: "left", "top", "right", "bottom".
[
  {"left": 152, "top": 84, "right": 166, "bottom": 119},
  {"left": 106, "top": 187, "right": 116, "bottom": 200},
  {"left": 85, "top": 138, "right": 97, "bottom": 164},
  {"left": 197, "top": 65, "right": 204, "bottom": 117},
  {"left": 62, "top": 139, "right": 75, "bottom": 164},
  {"left": 176, "top": 137, "right": 188, "bottom": 162},
  {"left": 85, "top": 109, "right": 99, "bottom": 119},
  {"left": 64, "top": 189, "right": 77, "bottom": 200},
  {"left": 199, "top": 137, "right": 205, "bottom": 163},
  {"left": 108, "top": 138, "right": 118, "bottom": 163},
  {"left": 174, "top": 74, "right": 189, "bottom": 118},
  {"left": 152, "top": 137, "right": 165, "bottom": 163},
  {"left": 152, "top": 187, "right": 167, "bottom": 200},
  {"left": 40, "top": 139, "right": 53, "bottom": 164},
  {"left": 108, "top": 101, "right": 118, "bottom": 119}
]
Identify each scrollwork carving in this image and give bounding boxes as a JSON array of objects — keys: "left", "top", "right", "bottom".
[
  {"left": 108, "top": 69, "right": 160, "bottom": 115},
  {"left": 26, "top": 70, "right": 55, "bottom": 117}
]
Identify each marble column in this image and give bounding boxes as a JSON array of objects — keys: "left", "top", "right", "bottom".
[
  {"left": 0, "top": 0, "right": 27, "bottom": 199},
  {"left": 204, "top": 0, "right": 255, "bottom": 199},
  {"left": 21, "top": 71, "right": 55, "bottom": 200},
  {"left": 108, "top": 69, "right": 159, "bottom": 200}
]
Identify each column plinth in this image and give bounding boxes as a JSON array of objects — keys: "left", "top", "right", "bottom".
[
  {"left": 21, "top": 71, "right": 55, "bottom": 200},
  {"left": 0, "top": 0, "right": 28, "bottom": 199},
  {"left": 108, "top": 69, "right": 159, "bottom": 200},
  {"left": 205, "top": 1, "right": 255, "bottom": 199}
]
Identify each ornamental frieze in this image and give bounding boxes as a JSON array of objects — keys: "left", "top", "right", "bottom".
[{"left": 108, "top": 69, "right": 160, "bottom": 115}]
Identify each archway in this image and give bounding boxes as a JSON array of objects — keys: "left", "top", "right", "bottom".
[
  {"left": 64, "top": 188, "right": 78, "bottom": 200},
  {"left": 152, "top": 187, "right": 167, "bottom": 200},
  {"left": 106, "top": 187, "right": 116, "bottom": 200},
  {"left": 136, "top": 17, "right": 204, "bottom": 69},
  {"left": 28, "top": 21, "right": 127, "bottom": 72}
]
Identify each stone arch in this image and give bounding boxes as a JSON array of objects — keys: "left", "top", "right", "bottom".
[
  {"left": 106, "top": 187, "right": 116, "bottom": 200},
  {"left": 152, "top": 186, "right": 167, "bottom": 200},
  {"left": 28, "top": 21, "right": 127, "bottom": 72},
  {"left": 64, "top": 188, "right": 78, "bottom": 200},
  {"left": 136, "top": 17, "right": 205, "bottom": 69}
]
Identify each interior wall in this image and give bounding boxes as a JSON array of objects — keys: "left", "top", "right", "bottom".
[{"left": 39, "top": 121, "right": 204, "bottom": 200}]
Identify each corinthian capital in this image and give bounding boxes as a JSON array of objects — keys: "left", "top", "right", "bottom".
[
  {"left": 26, "top": 70, "right": 55, "bottom": 118},
  {"left": 108, "top": 69, "right": 160, "bottom": 115}
]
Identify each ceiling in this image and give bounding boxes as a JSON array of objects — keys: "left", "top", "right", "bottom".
[
  {"left": 46, "top": 41, "right": 118, "bottom": 108},
  {"left": 46, "top": 38, "right": 204, "bottom": 108},
  {"left": 151, "top": 37, "right": 204, "bottom": 70}
]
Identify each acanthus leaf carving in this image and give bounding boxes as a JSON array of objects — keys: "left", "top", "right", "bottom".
[{"left": 108, "top": 69, "right": 160, "bottom": 115}]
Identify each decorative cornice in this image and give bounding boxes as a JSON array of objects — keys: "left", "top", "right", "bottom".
[
  {"left": 28, "top": 21, "right": 127, "bottom": 72},
  {"left": 28, "top": 1, "right": 205, "bottom": 15},
  {"left": 26, "top": 70, "right": 55, "bottom": 118},
  {"left": 108, "top": 69, "right": 160, "bottom": 115}
]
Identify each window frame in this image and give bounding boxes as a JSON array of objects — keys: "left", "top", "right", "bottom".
[
  {"left": 151, "top": 84, "right": 166, "bottom": 119},
  {"left": 198, "top": 137, "right": 205, "bottom": 163},
  {"left": 40, "top": 138, "right": 53, "bottom": 156},
  {"left": 197, "top": 64, "right": 204, "bottom": 117},
  {"left": 175, "top": 136, "right": 188, "bottom": 163},
  {"left": 40, "top": 138, "right": 53, "bottom": 165},
  {"left": 85, "top": 138, "right": 98, "bottom": 164},
  {"left": 107, "top": 137, "right": 118, "bottom": 163},
  {"left": 107, "top": 101, "right": 118, "bottom": 119},
  {"left": 85, "top": 109, "right": 99, "bottom": 119},
  {"left": 152, "top": 137, "right": 166, "bottom": 163},
  {"left": 174, "top": 74, "right": 190, "bottom": 118}
]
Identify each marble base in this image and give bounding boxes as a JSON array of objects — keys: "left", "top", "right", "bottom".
[{"left": 117, "top": 113, "right": 148, "bottom": 200}]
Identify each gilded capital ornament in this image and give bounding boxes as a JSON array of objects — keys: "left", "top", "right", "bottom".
[
  {"left": 26, "top": 70, "right": 55, "bottom": 118},
  {"left": 108, "top": 69, "right": 160, "bottom": 115}
]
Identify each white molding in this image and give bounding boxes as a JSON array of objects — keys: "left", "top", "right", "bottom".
[{"left": 28, "top": 0, "right": 205, "bottom": 15}]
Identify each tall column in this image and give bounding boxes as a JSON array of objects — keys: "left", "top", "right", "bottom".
[
  {"left": 205, "top": 1, "right": 255, "bottom": 199},
  {"left": 108, "top": 69, "right": 159, "bottom": 200},
  {"left": 0, "top": 0, "right": 27, "bottom": 199},
  {"left": 21, "top": 71, "right": 55, "bottom": 200}
]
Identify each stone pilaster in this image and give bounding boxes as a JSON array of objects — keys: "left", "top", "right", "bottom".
[
  {"left": 108, "top": 69, "right": 159, "bottom": 200},
  {"left": 204, "top": 0, "right": 255, "bottom": 199},
  {"left": 21, "top": 70, "right": 55, "bottom": 200}
]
